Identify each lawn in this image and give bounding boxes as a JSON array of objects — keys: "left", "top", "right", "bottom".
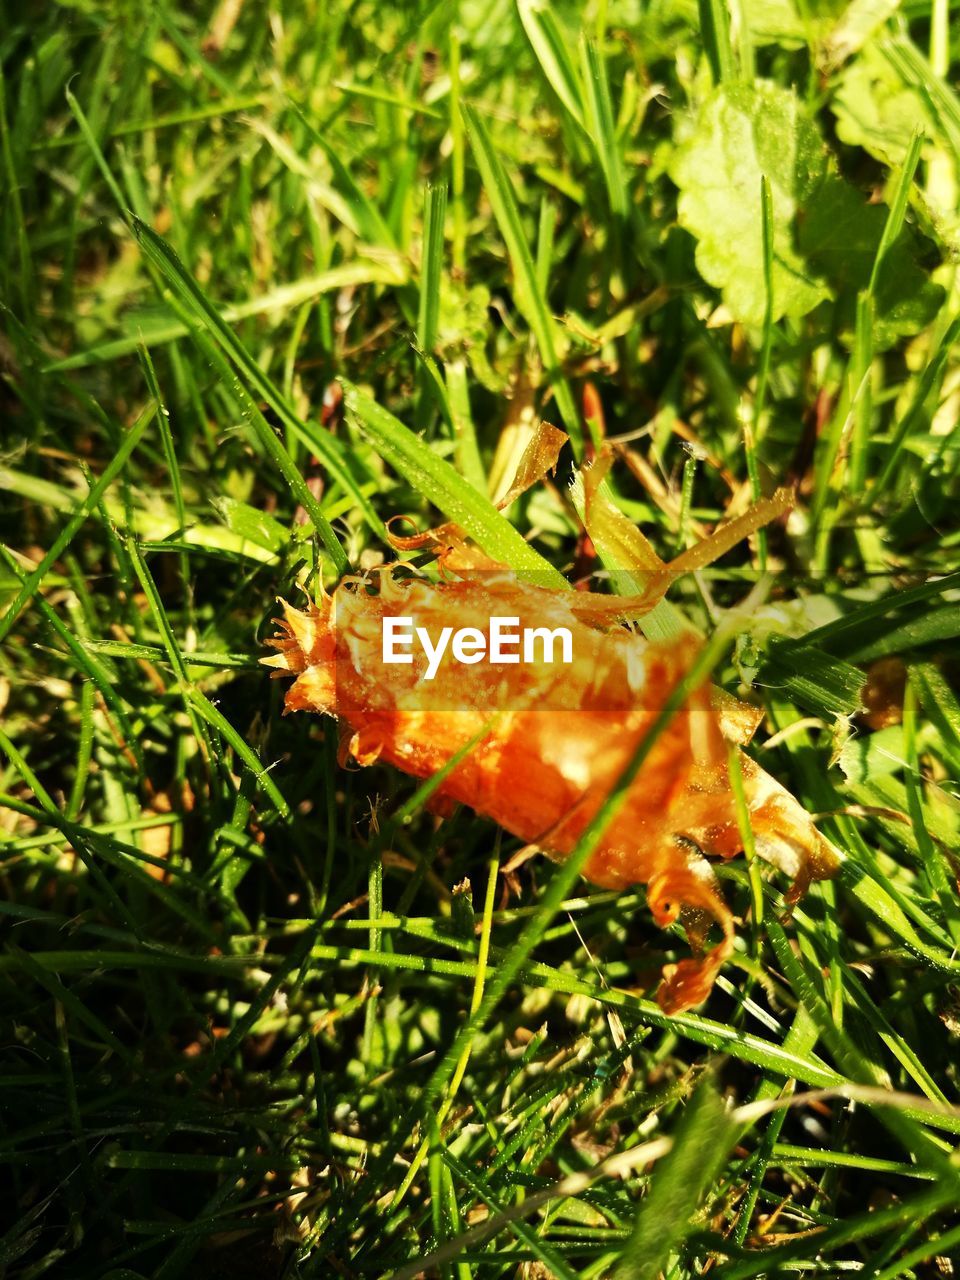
[{"left": 2, "top": 1, "right": 960, "bottom": 1276}]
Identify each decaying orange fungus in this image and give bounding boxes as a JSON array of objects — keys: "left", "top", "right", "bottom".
[{"left": 263, "top": 565, "right": 840, "bottom": 1014}]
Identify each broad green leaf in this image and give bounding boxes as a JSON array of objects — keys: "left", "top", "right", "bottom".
[
  {"left": 881, "top": 37, "right": 960, "bottom": 169},
  {"left": 832, "top": 40, "right": 960, "bottom": 250},
  {"left": 670, "top": 80, "right": 943, "bottom": 340},
  {"left": 798, "top": 177, "right": 945, "bottom": 347},
  {"left": 670, "top": 81, "right": 830, "bottom": 325},
  {"left": 832, "top": 43, "right": 933, "bottom": 167}
]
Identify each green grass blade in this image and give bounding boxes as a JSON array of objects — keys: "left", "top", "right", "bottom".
[
  {"left": 579, "top": 37, "right": 627, "bottom": 218},
  {"left": 462, "top": 102, "right": 581, "bottom": 451},
  {"left": 0, "top": 67, "right": 34, "bottom": 320},
  {"left": 0, "top": 397, "right": 157, "bottom": 643},
  {"left": 868, "top": 125, "right": 924, "bottom": 297},
  {"left": 516, "top": 0, "right": 586, "bottom": 131},
  {"left": 131, "top": 218, "right": 353, "bottom": 571},
  {"left": 0, "top": 545, "right": 146, "bottom": 776},
  {"left": 340, "top": 379, "right": 568, "bottom": 585},
  {"left": 43, "top": 260, "right": 407, "bottom": 372},
  {"left": 698, "top": 0, "right": 737, "bottom": 83},
  {"left": 417, "top": 182, "right": 447, "bottom": 356},
  {"left": 870, "top": 309, "right": 960, "bottom": 498},
  {"left": 613, "top": 1083, "right": 737, "bottom": 1280}
]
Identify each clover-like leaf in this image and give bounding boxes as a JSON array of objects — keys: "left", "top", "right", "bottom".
[
  {"left": 671, "top": 80, "right": 944, "bottom": 342},
  {"left": 669, "top": 81, "right": 831, "bottom": 326},
  {"left": 799, "top": 178, "right": 945, "bottom": 347},
  {"left": 832, "top": 45, "right": 932, "bottom": 167},
  {"left": 831, "top": 43, "right": 960, "bottom": 251}
]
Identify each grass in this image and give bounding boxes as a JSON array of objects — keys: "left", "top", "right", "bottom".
[{"left": 2, "top": 1, "right": 960, "bottom": 1276}]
